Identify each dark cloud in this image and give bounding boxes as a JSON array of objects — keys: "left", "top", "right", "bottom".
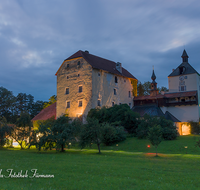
[{"left": 1, "top": 0, "right": 200, "bottom": 100}]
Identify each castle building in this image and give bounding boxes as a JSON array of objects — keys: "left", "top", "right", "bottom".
[
  {"left": 55, "top": 50, "right": 137, "bottom": 122},
  {"left": 133, "top": 50, "right": 199, "bottom": 135}
]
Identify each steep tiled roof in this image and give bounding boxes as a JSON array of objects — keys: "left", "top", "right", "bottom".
[
  {"left": 168, "top": 62, "right": 199, "bottom": 77},
  {"left": 134, "top": 90, "right": 197, "bottom": 100},
  {"left": 57, "top": 50, "right": 137, "bottom": 79},
  {"left": 32, "top": 102, "right": 56, "bottom": 121},
  {"left": 132, "top": 105, "right": 164, "bottom": 117},
  {"left": 164, "top": 111, "right": 180, "bottom": 122}
]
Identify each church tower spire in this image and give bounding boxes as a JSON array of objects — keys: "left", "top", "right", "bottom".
[
  {"left": 150, "top": 68, "right": 159, "bottom": 96},
  {"left": 181, "top": 49, "right": 189, "bottom": 63}
]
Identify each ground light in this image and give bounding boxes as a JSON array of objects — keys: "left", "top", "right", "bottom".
[{"left": 185, "top": 146, "right": 188, "bottom": 154}]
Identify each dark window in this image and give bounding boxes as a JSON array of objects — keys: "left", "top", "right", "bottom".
[
  {"left": 67, "top": 76, "right": 69, "bottom": 79},
  {"left": 129, "top": 103, "right": 131, "bottom": 107},
  {"left": 67, "top": 64, "right": 69, "bottom": 68},
  {"left": 97, "top": 99, "right": 101, "bottom": 106},
  {"left": 124, "top": 79, "right": 126, "bottom": 82},
  {"left": 66, "top": 88, "right": 69, "bottom": 94},
  {"left": 114, "top": 89, "right": 116, "bottom": 95},
  {"left": 179, "top": 66, "right": 186, "bottom": 74},
  {"left": 78, "top": 74, "right": 80, "bottom": 77},
  {"left": 77, "top": 61, "right": 80, "bottom": 66},
  {"left": 129, "top": 91, "right": 131, "bottom": 97},
  {"left": 66, "top": 101, "right": 70, "bottom": 108},
  {"left": 119, "top": 103, "right": 121, "bottom": 105},
  {"left": 98, "top": 72, "right": 100, "bottom": 76},
  {"left": 78, "top": 100, "right": 82, "bottom": 107},
  {"left": 179, "top": 86, "right": 186, "bottom": 91},
  {"left": 79, "top": 86, "right": 82, "bottom": 93},
  {"left": 112, "top": 102, "right": 115, "bottom": 107},
  {"left": 115, "top": 76, "right": 118, "bottom": 83}
]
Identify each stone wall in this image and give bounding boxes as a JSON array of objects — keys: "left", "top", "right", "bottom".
[{"left": 56, "top": 57, "right": 93, "bottom": 121}]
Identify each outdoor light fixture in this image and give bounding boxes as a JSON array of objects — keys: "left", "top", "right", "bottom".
[
  {"left": 147, "top": 145, "right": 150, "bottom": 148},
  {"left": 116, "top": 144, "right": 118, "bottom": 147},
  {"left": 185, "top": 146, "right": 188, "bottom": 154},
  {"left": 69, "top": 143, "right": 71, "bottom": 146}
]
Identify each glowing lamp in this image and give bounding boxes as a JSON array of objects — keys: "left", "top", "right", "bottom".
[
  {"left": 116, "top": 144, "right": 118, "bottom": 147},
  {"left": 147, "top": 145, "right": 150, "bottom": 148},
  {"left": 69, "top": 143, "right": 71, "bottom": 146}
]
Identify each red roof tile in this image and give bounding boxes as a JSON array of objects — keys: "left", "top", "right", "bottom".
[
  {"left": 134, "top": 91, "right": 197, "bottom": 100},
  {"left": 56, "top": 50, "right": 137, "bottom": 80},
  {"left": 32, "top": 102, "right": 56, "bottom": 121}
]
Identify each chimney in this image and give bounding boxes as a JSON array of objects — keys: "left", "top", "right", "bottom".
[
  {"left": 116, "top": 62, "right": 122, "bottom": 73},
  {"left": 85, "top": 50, "right": 89, "bottom": 53}
]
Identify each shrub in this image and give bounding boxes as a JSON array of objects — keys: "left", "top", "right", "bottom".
[{"left": 189, "top": 121, "right": 200, "bottom": 135}]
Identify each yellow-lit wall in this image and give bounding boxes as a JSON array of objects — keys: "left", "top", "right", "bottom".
[
  {"left": 56, "top": 58, "right": 93, "bottom": 121},
  {"left": 175, "top": 122, "right": 191, "bottom": 135}
]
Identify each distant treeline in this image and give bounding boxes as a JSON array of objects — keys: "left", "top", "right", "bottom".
[{"left": 0, "top": 86, "right": 47, "bottom": 123}]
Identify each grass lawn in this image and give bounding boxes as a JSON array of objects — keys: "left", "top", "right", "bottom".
[{"left": 0, "top": 135, "right": 200, "bottom": 190}]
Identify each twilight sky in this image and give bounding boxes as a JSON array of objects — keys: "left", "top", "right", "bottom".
[{"left": 1, "top": 0, "right": 200, "bottom": 101}]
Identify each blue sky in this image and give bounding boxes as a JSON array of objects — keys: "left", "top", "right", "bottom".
[{"left": 1, "top": 0, "right": 200, "bottom": 101}]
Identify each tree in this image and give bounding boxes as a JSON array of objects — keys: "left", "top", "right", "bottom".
[
  {"left": 87, "top": 104, "right": 140, "bottom": 135},
  {"left": 35, "top": 115, "right": 78, "bottom": 152},
  {"left": 137, "top": 81, "right": 168, "bottom": 96},
  {"left": 80, "top": 118, "right": 102, "bottom": 153},
  {"left": 43, "top": 95, "right": 57, "bottom": 109},
  {"left": 0, "top": 117, "right": 12, "bottom": 147},
  {"left": 12, "top": 112, "right": 32, "bottom": 149},
  {"left": 147, "top": 125, "right": 163, "bottom": 156},
  {"left": 0, "top": 86, "right": 16, "bottom": 122}
]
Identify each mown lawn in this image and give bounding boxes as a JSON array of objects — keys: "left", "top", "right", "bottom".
[{"left": 0, "top": 135, "right": 200, "bottom": 190}]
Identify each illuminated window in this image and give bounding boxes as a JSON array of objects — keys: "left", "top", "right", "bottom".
[
  {"left": 66, "top": 101, "right": 70, "bottom": 108},
  {"left": 79, "top": 86, "right": 82, "bottom": 93},
  {"left": 78, "top": 100, "right": 82, "bottom": 107},
  {"left": 129, "top": 91, "right": 131, "bottom": 98},
  {"left": 115, "top": 76, "right": 118, "bottom": 83},
  {"left": 114, "top": 88, "right": 116, "bottom": 95},
  {"left": 112, "top": 102, "right": 115, "bottom": 107},
  {"left": 97, "top": 99, "right": 101, "bottom": 106},
  {"left": 65, "top": 88, "right": 69, "bottom": 94}
]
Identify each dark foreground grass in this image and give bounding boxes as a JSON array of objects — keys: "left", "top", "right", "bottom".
[{"left": 1, "top": 135, "right": 200, "bottom": 190}]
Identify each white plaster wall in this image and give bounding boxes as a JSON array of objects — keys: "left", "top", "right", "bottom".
[
  {"left": 91, "top": 69, "right": 135, "bottom": 108},
  {"left": 168, "top": 73, "right": 198, "bottom": 92},
  {"left": 56, "top": 58, "right": 93, "bottom": 119},
  {"left": 161, "top": 105, "right": 199, "bottom": 122}
]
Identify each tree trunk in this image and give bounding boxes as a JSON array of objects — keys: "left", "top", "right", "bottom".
[
  {"left": 156, "top": 146, "right": 158, "bottom": 157},
  {"left": 61, "top": 144, "right": 64, "bottom": 152},
  {"left": 97, "top": 143, "right": 101, "bottom": 154}
]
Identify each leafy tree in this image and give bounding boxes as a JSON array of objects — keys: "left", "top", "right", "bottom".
[
  {"left": 137, "top": 81, "right": 168, "bottom": 96},
  {"left": 12, "top": 112, "right": 32, "bottom": 149},
  {"left": 0, "top": 117, "right": 12, "bottom": 147},
  {"left": 80, "top": 118, "right": 102, "bottom": 153},
  {"left": 147, "top": 125, "right": 163, "bottom": 156},
  {"left": 43, "top": 95, "right": 57, "bottom": 109},
  {"left": 0, "top": 86, "right": 16, "bottom": 122},
  {"left": 35, "top": 115, "right": 79, "bottom": 152},
  {"left": 87, "top": 104, "right": 140, "bottom": 135}
]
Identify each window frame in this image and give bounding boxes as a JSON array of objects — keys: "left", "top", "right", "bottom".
[
  {"left": 66, "top": 101, "right": 70, "bottom": 108},
  {"left": 78, "top": 85, "right": 83, "bottom": 93},
  {"left": 65, "top": 87, "right": 69, "bottom": 95}
]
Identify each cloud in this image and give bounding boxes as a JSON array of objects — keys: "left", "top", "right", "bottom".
[{"left": 0, "top": 0, "right": 200, "bottom": 100}]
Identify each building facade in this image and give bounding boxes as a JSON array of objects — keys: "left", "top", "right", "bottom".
[
  {"left": 133, "top": 50, "right": 199, "bottom": 135},
  {"left": 56, "top": 50, "right": 137, "bottom": 122}
]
